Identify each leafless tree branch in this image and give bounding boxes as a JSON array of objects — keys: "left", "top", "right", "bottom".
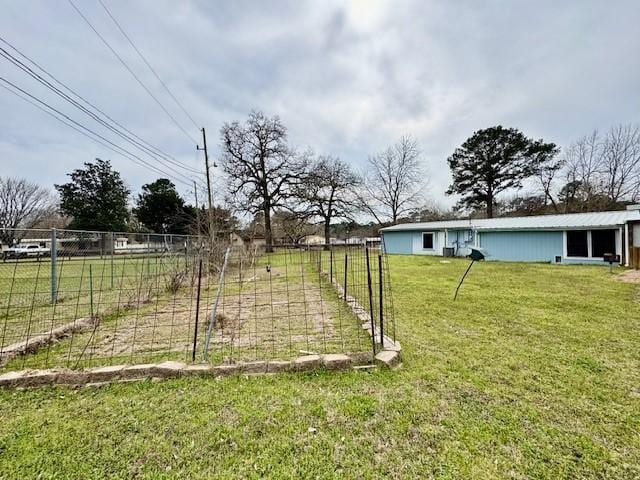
[
  {"left": 0, "top": 177, "right": 55, "bottom": 245},
  {"left": 356, "top": 135, "right": 426, "bottom": 224}
]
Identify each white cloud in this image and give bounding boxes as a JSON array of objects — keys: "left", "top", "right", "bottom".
[{"left": 1, "top": 0, "right": 639, "bottom": 209}]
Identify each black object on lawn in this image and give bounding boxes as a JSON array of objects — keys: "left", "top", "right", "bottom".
[
  {"left": 453, "top": 247, "right": 486, "bottom": 301},
  {"left": 603, "top": 252, "right": 620, "bottom": 273}
]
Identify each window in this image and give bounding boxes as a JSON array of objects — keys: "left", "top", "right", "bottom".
[
  {"left": 422, "top": 232, "right": 434, "bottom": 249},
  {"left": 566, "top": 229, "right": 618, "bottom": 258},
  {"left": 591, "top": 229, "right": 616, "bottom": 257},
  {"left": 566, "top": 230, "right": 588, "bottom": 257}
]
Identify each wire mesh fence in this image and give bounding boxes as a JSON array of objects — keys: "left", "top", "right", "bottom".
[{"left": 0, "top": 228, "right": 395, "bottom": 372}]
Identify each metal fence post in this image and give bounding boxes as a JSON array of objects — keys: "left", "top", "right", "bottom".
[
  {"left": 329, "top": 248, "right": 333, "bottom": 283},
  {"left": 110, "top": 232, "right": 115, "bottom": 289},
  {"left": 50, "top": 228, "right": 57, "bottom": 304},
  {"left": 146, "top": 234, "right": 151, "bottom": 276},
  {"left": 192, "top": 258, "right": 203, "bottom": 362},
  {"left": 365, "top": 247, "right": 376, "bottom": 356},
  {"left": 89, "top": 264, "right": 94, "bottom": 318},
  {"left": 378, "top": 254, "right": 384, "bottom": 347},
  {"left": 343, "top": 253, "right": 348, "bottom": 301}
]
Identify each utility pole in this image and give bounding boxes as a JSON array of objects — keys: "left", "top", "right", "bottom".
[{"left": 197, "top": 127, "right": 215, "bottom": 246}]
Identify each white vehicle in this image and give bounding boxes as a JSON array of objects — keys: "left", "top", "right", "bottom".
[{"left": 4, "top": 243, "right": 51, "bottom": 259}]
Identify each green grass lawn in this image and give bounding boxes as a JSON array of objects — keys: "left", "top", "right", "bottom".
[{"left": 1, "top": 256, "right": 639, "bottom": 479}]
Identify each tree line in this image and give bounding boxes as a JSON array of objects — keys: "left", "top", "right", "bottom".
[
  {"left": 0, "top": 111, "right": 425, "bottom": 249},
  {"left": 447, "top": 124, "right": 640, "bottom": 218},
  {"left": 1, "top": 111, "right": 638, "bottom": 248}
]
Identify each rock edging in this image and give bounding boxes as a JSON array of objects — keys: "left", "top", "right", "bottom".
[
  {"left": 0, "top": 350, "right": 399, "bottom": 389},
  {"left": 0, "top": 316, "right": 96, "bottom": 366}
]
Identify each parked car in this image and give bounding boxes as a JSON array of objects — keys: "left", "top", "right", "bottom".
[{"left": 3, "top": 243, "right": 51, "bottom": 259}]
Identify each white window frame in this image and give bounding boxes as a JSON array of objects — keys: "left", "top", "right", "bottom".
[{"left": 422, "top": 232, "right": 435, "bottom": 250}]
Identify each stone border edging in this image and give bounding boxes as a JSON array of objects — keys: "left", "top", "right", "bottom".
[
  {"left": 0, "top": 350, "right": 401, "bottom": 389},
  {"left": 0, "top": 316, "right": 96, "bottom": 367},
  {"left": 328, "top": 276, "right": 402, "bottom": 352}
]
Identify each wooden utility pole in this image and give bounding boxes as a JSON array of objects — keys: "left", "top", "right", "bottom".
[{"left": 197, "top": 127, "right": 215, "bottom": 245}]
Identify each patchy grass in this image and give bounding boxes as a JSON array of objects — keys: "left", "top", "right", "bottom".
[{"left": 1, "top": 256, "right": 639, "bottom": 478}]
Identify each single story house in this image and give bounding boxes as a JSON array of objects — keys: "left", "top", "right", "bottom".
[
  {"left": 229, "top": 232, "right": 267, "bottom": 250},
  {"left": 380, "top": 206, "right": 640, "bottom": 266}
]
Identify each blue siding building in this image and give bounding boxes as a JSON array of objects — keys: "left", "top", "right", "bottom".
[{"left": 380, "top": 208, "right": 640, "bottom": 266}]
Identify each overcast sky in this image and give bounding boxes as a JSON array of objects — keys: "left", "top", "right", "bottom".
[{"left": 1, "top": 0, "right": 639, "bottom": 208}]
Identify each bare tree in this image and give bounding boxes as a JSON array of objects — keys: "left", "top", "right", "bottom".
[
  {"left": 600, "top": 124, "right": 640, "bottom": 203},
  {"left": 271, "top": 210, "right": 316, "bottom": 245},
  {"left": 297, "top": 156, "right": 359, "bottom": 246},
  {"left": 357, "top": 136, "right": 425, "bottom": 224},
  {"left": 220, "top": 111, "right": 307, "bottom": 252},
  {"left": 556, "top": 125, "right": 640, "bottom": 211},
  {"left": 0, "top": 177, "right": 55, "bottom": 245},
  {"left": 560, "top": 131, "right": 604, "bottom": 211},
  {"left": 536, "top": 157, "right": 564, "bottom": 212}
]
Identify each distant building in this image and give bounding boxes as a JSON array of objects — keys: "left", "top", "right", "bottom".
[
  {"left": 300, "top": 234, "right": 325, "bottom": 245},
  {"left": 338, "top": 236, "right": 381, "bottom": 248},
  {"left": 380, "top": 207, "right": 640, "bottom": 266},
  {"left": 230, "top": 232, "right": 267, "bottom": 250}
]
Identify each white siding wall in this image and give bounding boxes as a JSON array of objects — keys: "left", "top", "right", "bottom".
[{"left": 634, "top": 224, "right": 640, "bottom": 247}]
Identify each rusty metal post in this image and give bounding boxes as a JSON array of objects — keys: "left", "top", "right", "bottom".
[
  {"left": 192, "top": 258, "right": 203, "bottom": 362},
  {"left": 365, "top": 247, "right": 376, "bottom": 356},
  {"left": 378, "top": 254, "right": 384, "bottom": 347},
  {"left": 343, "top": 253, "right": 348, "bottom": 301}
]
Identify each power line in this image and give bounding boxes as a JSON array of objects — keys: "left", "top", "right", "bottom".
[
  {"left": 98, "top": 0, "right": 200, "bottom": 130},
  {"left": 0, "top": 45, "right": 202, "bottom": 186},
  {"left": 0, "top": 78, "right": 193, "bottom": 187},
  {"left": 67, "top": 0, "right": 200, "bottom": 146},
  {"left": 0, "top": 76, "right": 197, "bottom": 189},
  {"left": 0, "top": 55, "right": 197, "bottom": 187},
  {"left": 0, "top": 34, "right": 201, "bottom": 175}
]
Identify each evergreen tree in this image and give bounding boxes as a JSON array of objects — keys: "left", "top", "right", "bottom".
[
  {"left": 133, "top": 178, "right": 192, "bottom": 233},
  {"left": 56, "top": 159, "right": 130, "bottom": 231},
  {"left": 446, "top": 126, "right": 558, "bottom": 217}
]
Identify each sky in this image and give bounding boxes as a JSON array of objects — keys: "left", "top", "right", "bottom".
[{"left": 1, "top": 0, "right": 639, "bottom": 209}]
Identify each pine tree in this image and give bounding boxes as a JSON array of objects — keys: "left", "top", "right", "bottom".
[{"left": 446, "top": 126, "right": 558, "bottom": 217}]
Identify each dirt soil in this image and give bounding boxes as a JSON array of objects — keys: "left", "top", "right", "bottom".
[
  {"left": 617, "top": 269, "right": 640, "bottom": 284},
  {"left": 65, "top": 264, "right": 362, "bottom": 364}
]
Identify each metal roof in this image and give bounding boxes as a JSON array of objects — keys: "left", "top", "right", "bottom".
[{"left": 380, "top": 209, "right": 640, "bottom": 232}]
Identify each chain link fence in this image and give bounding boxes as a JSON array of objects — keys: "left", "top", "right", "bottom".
[{"left": 0, "top": 228, "right": 395, "bottom": 371}]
